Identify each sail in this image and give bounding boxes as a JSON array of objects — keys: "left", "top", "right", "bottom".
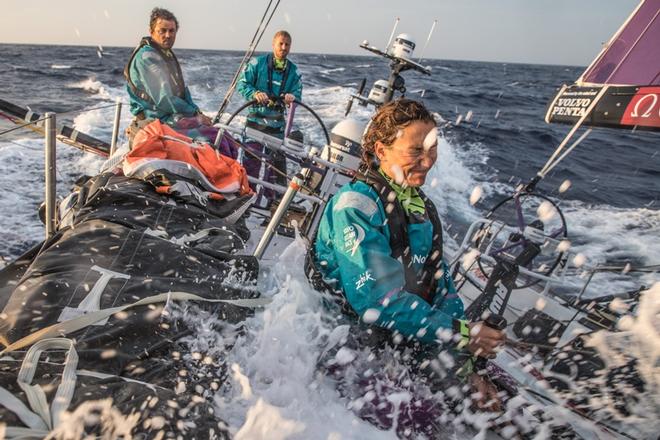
[{"left": 546, "top": 0, "right": 660, "bottom": 131}]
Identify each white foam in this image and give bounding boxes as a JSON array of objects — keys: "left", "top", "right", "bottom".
[
  {"left": 318, "top": 67, "right": 345, "bottom": 75},
  {"left": 67, "top": 77, "right": 122, "bottom": 101},
  {"left": 0, "top": 137, "right": 58, "bottom": 263},
  {"left": 215, "top": 237, "right": 392, "bottom": 439},
  {"left": 563, "top": 201, "right": 660, "bottom": 266},
  {"left": 234, "top": 398, "right": 305, "bottom": 440},
  {"left": 585, "top": 282, "right": 660, "bottom": 436},
  {"left": 1, "top": 60, "right": 656, "bottom": 438},
  {"left": 0, "top": 77, "right": 128, "bottom": 265}
]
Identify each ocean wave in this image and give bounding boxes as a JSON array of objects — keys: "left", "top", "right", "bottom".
[
  {"left": 563, "top": 201, "right": 660, "bottom": 267},
  {"left": 71, "top": 104, "right": 131, "bottom": 144},
  {"left": 68, "top": 77, "right": 105, "bottom": 93},
  {"left": 318, "top": 67, "right": 345, "bottom": 75},
  {"left": 51, "top": 64, "right": 72, "bottom": 70},
  {"left": 67, "top": 77, "right": 123, "bottom": 102},
  {"left": 0, "top": 45, "right": 657, "bottom": 439}
]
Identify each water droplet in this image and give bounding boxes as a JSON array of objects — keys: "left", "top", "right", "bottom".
[
  {"left": 557, "top": 240, "right": 571, "bottom": 252},
  {"left": 469, "top": 185, "right": 483, "bottom": 206},
  {"left": 573, "top": 253, "right": 586, "bottom": 267},
  {"left": 362, "top": 308, "right": 381, "bottom": 323},
  {"left": 535, "top": 298, "right": 546, "bottom": 310},
  {"left": 423, "top": 128, "right": 438, "bottom": 150},
  {"left": 537, "top": 201, "right": 556, "bottom": 222},
  {"left": 462, "top": 248, "right": 480, "bottom": 270}
]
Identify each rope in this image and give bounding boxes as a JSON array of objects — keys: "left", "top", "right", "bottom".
[
  {"left": 213, "top": 0, "right": 282, "bottom": 122},
  {"left": 592, "top": 263, "right": 659, "bottom": 273},
  {"left": 1, "top": 291, "right": 272, "bottom": 354}
]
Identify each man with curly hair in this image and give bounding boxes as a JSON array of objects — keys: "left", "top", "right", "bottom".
[{"left": 124, "top": 8, "right": 225, "bottom": 147}]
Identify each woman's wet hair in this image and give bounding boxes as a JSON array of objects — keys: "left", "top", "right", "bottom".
[
  {"left": 361, "top": 98, "right": 436, "bottom": 168},
  {"left": 150, "top": 7, "right": 179, "bottom": 31}
]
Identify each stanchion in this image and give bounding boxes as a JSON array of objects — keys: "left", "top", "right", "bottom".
[
  {"left": 44, "top": 112, "right": 57, "bottom": 239},
  {"left": 110, "top": 100, "right": 122, "bottom": 155},
  {"left": 253, "top": 172, "right": 307, "bottom": 259}
]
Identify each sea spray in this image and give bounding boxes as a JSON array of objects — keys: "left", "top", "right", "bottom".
[
  {"left": 215, "top": 236, "right": 386, "bottom": 438},
  {"left": 584, "top": 282, "right": 660, "bottom": 436}
]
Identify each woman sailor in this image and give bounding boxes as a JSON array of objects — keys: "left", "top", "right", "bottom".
[{"left": 313, "top": 99, "right": 506, "bottom": 414}]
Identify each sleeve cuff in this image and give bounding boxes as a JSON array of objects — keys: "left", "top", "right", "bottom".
[{"left": 452, "top": 319, "right": 470, "bottom": 350}]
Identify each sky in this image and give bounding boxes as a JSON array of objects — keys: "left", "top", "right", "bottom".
[{"left": 0, "top": 0, "right": 641, "bottom": 65}]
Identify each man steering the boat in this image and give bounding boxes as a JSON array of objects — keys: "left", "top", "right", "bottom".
[
  {"left": 124, "top": 8, "right": 218, "bottom": 145},
  {"left": 314, "top": 99, "right": 506, "bottom": 411},
  {"left": 236, "top": 30, "right": 303, "bottom": 206}
]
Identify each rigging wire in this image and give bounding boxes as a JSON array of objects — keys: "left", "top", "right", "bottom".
[
  {"left": 0, "top": 138, "right": 40, "bottom": 150},
  {"left": 535, "top": 86, "right": 609, "bottom": 182},
  {"left": 213, "top": 0, "right": 282, "bottom": 123},
  {"left": 0, "top": 138, "right": 72, "bottom": 182},
  {"left": 539, "top": 128, "right": 592, "bottom": 176},
  {"left": 0, "top": 115, "right": 50, "bottom": 137},
  {"left": 58, "top": 102, "right": 127, "bottom": 117}
]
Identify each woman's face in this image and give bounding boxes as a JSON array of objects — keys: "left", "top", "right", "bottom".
[{"left": 376, "top": 121, "right": 438, "bottom": 187}]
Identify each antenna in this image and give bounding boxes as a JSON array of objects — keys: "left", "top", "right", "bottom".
[
  {"left": 418, "top": 20, "right": 437, "bottom": 63},
  {"left": 385, "top": 17, "right": 400, "bottom": 50}
]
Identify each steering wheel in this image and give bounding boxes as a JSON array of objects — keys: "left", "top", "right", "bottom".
[
  {"left": 225, "top": 96, "right": 330, "bottom": 145},
  {"left": 472, "top": 191, "right": 568, "bottom": 289}
]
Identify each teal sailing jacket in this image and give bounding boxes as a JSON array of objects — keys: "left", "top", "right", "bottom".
[
  {"left": 126, "top": 38, "right": 199, "bottom": 125},
  {"left": 314, "top": 181, "right": 467, "bottom": 345},
  {"left": 236, "top": 54, "right": 302, "bottom": 133}
]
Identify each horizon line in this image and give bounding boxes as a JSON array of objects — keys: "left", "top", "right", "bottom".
[{"left": 0, "top": 41, "right": 586, "bottom": 69}]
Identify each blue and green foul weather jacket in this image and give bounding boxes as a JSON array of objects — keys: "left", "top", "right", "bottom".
[
  {"left": 126, "top": 38, "right": 199, "bottom": 125},
  {"left": 236, "top": 54, "right": 302, "bottom": 133},
  {"left": 315, "top": 180, "right": 468, "bottom": 345}
]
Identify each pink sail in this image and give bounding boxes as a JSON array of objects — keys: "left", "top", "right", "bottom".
[{"left": 580, "top": 0, "right": 660, "bottom": 86}]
